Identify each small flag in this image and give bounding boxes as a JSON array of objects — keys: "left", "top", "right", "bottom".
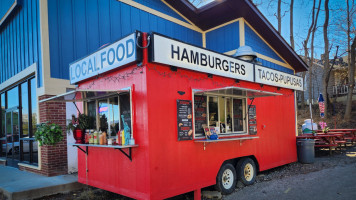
[{"left": 318, "top": 93, "right": 325, "bottom": 118}]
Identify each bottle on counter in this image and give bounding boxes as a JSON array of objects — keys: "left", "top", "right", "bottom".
[
  {"left": 121, "top": 130, "right": 125, "bottom": 145},
  {"left": 98, "top": 131, "right": 102, "bottom": 144},
  {"left": 89, "top": 130, "right": 94, "bottom": 144},
  {"left": 93, "top": 130, "right": 98, "bottom": 145},
  {"left": 99, "top": 132, "right": 104, "bottom": 145},
  {"left": 103, "top": 131, "right": 107, "bottom": 145},
  {"left": 85, "top": 130, "right": 89, "bottom": 144}
]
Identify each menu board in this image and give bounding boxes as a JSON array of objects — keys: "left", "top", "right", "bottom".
[
  {"left": 177, "top": 100, "right": 193, "bottom": 141},
  {"left": 248, "top": 105, "right": 257, "bottom": 135},
  {"left": 194, "top": 96, "right": 207, "bottom": 136}
]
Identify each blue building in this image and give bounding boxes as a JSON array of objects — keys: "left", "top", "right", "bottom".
[{"left": 0, "top": 0, "right": 306, "bottom": 176}]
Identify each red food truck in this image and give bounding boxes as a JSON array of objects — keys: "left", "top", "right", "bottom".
[{"left": 43, "top": 31, "right": 304, "bottom": 200}]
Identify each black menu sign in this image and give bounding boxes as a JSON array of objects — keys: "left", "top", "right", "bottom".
[
  {"left": 194, "top": 96, "right": 207, "bottom": 136},
  {"left": 248, "top": 105, "right": 257, "bottom": 135},
  {"left": 177, "top": 100, "right": 193, "bottom": 141}
]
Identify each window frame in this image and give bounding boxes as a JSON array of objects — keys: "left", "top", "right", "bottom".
[
  {"left": 83, "top": 89, "right": 133, "bottom": 138},
  {"left": 0, "top": 76, "right": 38, "bottom": 166},
  {"left": 193, "top": 91, "right": 248, "bottom": 139}
]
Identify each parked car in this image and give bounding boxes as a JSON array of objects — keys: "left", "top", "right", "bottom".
[{"left": 1, "top": 136, "right": 38, "bottom": 155}]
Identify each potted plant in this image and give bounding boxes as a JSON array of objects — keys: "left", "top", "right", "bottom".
[
  {"left": 67, "top": 114, "right": 95, "bottom": 143},
  {"left": 67, "top": 115, "right": 83, "bottom": 144},
  {"left": 34, "top": 122, "right": 64, "bottom": 146}
]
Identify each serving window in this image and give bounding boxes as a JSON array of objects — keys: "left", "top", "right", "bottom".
[
  {"left": 84, "top": 92, "right": 132, "bottom": 138},
  {"left": 193, "top": 94, "right": 247, "bottom": 138}
]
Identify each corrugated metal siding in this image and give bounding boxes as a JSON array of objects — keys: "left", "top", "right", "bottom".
[
  {"left": 0, "top": 0, "right": 16, "bottom": 25},
  {"left": 256, "top": 58, "right": 294, "bottom": 74},
  {"left": 205, "top": 21, "right": 239, "bottom": 53},
  {"left": 0, "top": 0, "right": 42, "bottom": 86},
  {"left": 48, "top": 0, "right": 202, "bottom": 80},
  {"left": 245, "top": 25, "right": 284, "bottom": 63},
  {"left": 132, "top": 0, "right": 189, "bottom": 24}
]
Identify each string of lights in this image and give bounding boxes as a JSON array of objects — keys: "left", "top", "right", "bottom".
[{"left": 77, "top": 63, "right": 294, "bottom": 97}]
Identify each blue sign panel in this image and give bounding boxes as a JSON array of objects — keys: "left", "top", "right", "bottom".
[
  {"left": 0, "top": 0, "right": 17, "bottom": 27},
  {"left": 69, "top": 32, "right": 139, "bottom": 84}
]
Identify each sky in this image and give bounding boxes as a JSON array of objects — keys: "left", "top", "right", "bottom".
[{"left": 252, "top": 0, "right": 356, "bottom": 60}]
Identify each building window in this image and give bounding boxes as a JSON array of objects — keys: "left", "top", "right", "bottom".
[
  {"left": 0, "top": 77, "right": 38, "bottom": 166},
  {"left": 194, "top": 94, "right": 247, "bottom": 138},
  {"left": 0, "top": 93, "right": 6, "bottom": 157}
]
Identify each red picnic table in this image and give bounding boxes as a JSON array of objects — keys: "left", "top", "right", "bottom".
[
  {"left": 316, "top": 129, "right": 356, "bottom": 144},
  {"left": 297, "top": 133, "right": 344, "bottom": 155}
]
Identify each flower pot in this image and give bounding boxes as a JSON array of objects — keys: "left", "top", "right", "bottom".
[{"left": 73, "top": 129, "right": 84, "bottom": 144}]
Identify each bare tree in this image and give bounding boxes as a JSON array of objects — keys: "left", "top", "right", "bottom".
[
  {"left": 290, "top": 0, "right": 295, "bottom": 49},
  {"left": 278, "top": 0, "right": 282, "bottom": 33},
  {"left": 322, "top": 0, "right": 331, "bottom": 118},
  {"left": 345, "top": 38, "right": 356, "bottom": 119},
  {"left": 308, "top": 0, "right": 322, "bottom": 106},
  {"left": 301, "top": 0, "right": 321, "bottom": 109}
]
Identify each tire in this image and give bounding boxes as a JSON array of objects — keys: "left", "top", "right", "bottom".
[
  {"left": 236, "top": 158, "right": 256, "bottom": 186},
  {"left": 215, "top": 163, "right": 237, "bottom": 195}
]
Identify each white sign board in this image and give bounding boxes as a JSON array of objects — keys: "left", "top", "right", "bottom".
[
  {"left": 151, "top": 34, "right": 254, "bottom": 82},
  {"left": 255, "top": 65, "right": 303, "bottom": 91},
  {"left": 69, "top": 32, "right": 138, "bottom": 84}
]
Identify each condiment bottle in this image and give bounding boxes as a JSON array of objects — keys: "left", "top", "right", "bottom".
[
  {"left": 99, "top": 132, "right": 104, "bottom": 145},
  {"left": 88, "top": 130, "right": 93, "bottom": 144},
  {"left": 85, "top": 130, "right": 89, "bottom": 144},
  {"left": 98, "top": 131, "right": 102, "bottom": 144},
  {"left": 121, "top": 130, "right": 125, "bottom": 145},
  {"left": 116, "top": 131, "right": 119, "bottom": 144},
  {"left": 93, "top": 131, "right": 98, "bottom": 144},
  {"left": 103, "top": 132, "right": 107, "bottom": 145}
]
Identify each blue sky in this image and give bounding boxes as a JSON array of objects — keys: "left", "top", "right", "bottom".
[{"left": 253, "top": 0, "right": 355, "bottom": 60}]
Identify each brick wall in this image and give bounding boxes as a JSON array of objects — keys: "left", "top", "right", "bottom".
[{"left": 19, "top": 95, "right": 68, "bottom": 176}]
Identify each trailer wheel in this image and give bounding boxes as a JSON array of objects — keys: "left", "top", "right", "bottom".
[
  {"left": 236, "top": 158, "right": 256, "bottom": 186},
  {"left": 215, "top": 163, "right": 237, "bottom": 194}
]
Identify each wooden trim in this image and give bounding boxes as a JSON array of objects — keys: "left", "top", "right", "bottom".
[
  {"left": 204, "top": 18, "right": 242, "bottom": 33},
  {"left": 239, "top": 19, "right": 245, "bottom": 46},
  {"left": 0, "top": 1, "right": 17, "bottom": 26},
  {"left": 202, "top": 32, "right": 206, "bottom": 48},
  {"left": 119, "top": 0, "right": 202, "bottom": 32},
  {"left": 161, "top": 0, "right": 199, "bottom": 28}
]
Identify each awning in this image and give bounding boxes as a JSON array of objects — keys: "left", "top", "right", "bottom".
[
  {"left": 39, "top": 87, "right": 131, "bottom": 103},
  {"left": 193, "top": 86, "right": 281, "bottom": 98}
]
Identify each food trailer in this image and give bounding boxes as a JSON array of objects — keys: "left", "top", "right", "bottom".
[{"left": 42, "top": 31, "right": 304, "bottom": 200}]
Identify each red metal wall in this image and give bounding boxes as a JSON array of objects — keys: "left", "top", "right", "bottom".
[
  {"left": 76, "top": 61, "right": 297, "bottom": 200},
  {"left": 145, "top": 63, "right": 297, "bottom": 199},
  {"left": 77, "top": 65, "right": 152, "bottom": 200}
]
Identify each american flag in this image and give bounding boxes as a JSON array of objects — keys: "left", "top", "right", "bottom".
[{"left": 318, "top": 93, "right": 325, "bottom": 118}]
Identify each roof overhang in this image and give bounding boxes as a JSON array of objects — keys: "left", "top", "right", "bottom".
[
  {"left": 165, "top": 0, "right": 308, "bottom": 73},
  {"left": 39, "top": 88, "right": 131, "bottom": 103},
  {"left": 194, "top": 86, "right": 282, "bottom": 98}
]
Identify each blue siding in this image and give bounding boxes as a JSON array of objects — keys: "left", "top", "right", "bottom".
[
  {"left": 0, "top": 0, "right": 42, "bottom": 86},
  {"left": 256, "top": 58, "right": 294, "bottom": 74},
  {"left": 48, "top": 0, "right": 202, "bottom": 80},
  {"left": 0, "top": 0, "right": 16, "bottom": 25},
  {"left": 132, "top": 0, "right": 190, "bottom": 24},
  {"left": 206, "top": 21, "right": 239, "bottom": 53},
  {"left": 245, "top": 25, "right": 284, "bottom": 63}
]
